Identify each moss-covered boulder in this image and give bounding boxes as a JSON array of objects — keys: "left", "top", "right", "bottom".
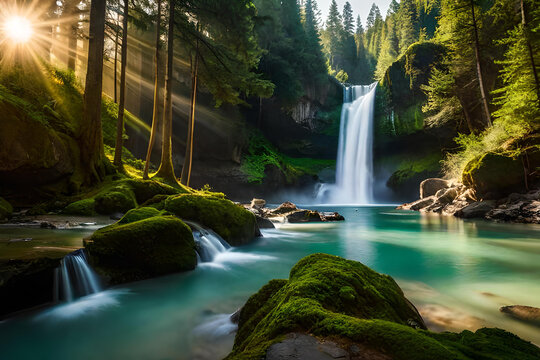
[
  {"left": 227, "top": 254, "right": 540, "bottom": 360},
  {"left": 117, "top": 207, "right": 162, "bottom": 224},
  {"left": 85, "top": 216, "right": 196, "bottom": 284},
  {"left": 94, "top": 187, "right": 137, "bottom": 215},
  {"left": 165, "top": 194, "right": 257, "bottom": 246},
  {"left": 62, "top": 198, "right": 95, "bottom": 216},
  {"left": 462, "top": 153, "right": 526, "bottom": 199},
  {"left": 121, "top": 179, "right": 185, "bottom": 203},
  {"left": 0, "top": 197, "right": 13, "bottom": 220}
]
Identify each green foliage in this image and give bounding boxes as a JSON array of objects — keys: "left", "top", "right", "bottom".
[
  {"left": 227, "top": 254, "right": 540, "bottom": 360},
  {"left": 240, "top": 131, "right": 335, "bottom": 184},
  {"left": 164, "top": 194, "right": 257, "bottom": 246},
  {"left": 0, "top": 197, "right": 13, "bottom": 220}
]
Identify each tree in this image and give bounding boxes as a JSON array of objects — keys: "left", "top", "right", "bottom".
[
  {"left": 342, "top": 2, "right": 354, "bottom": 34},
  {"left": 143, "top": 0, "right": 162, "bottom": 180},
  {"left": 113, "top": 0, "right": 129, "bottom": 167},
  {"left": 80, "top": 0, "right": 106, "bottom": 183},
  {"left": 154, "top": 0, "right": 177, "bottom": 184},
  {"left": 366, "top": 3, "right": 381, "bottom": 29}
]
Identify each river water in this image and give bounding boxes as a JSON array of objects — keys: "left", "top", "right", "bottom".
[{"left": 1, "top": 206, "right": 539, "bottom": 359}]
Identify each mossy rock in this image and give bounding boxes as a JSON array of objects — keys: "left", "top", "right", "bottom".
[
  {"left": 118, "top": 207, "right": 162, "bottom": 224},
  {"left": 227, "top": 254, "right": 540, "bottom": 360},
  {"left": 94, "top": 187, "right": 137, "bottom": 215},
  {"left": 121, "top": 179, "right": 185, "bottom": 204},
  {"left": 164, "top": 194, "right": 257, "bottom": 246},
  {"left": 140, "top": 194, "right": 170, "bottom": 210},
  {"left": 62, "top": 198, "right": 96, "bottom": 216},
  {"left": 85, "top": 216, "right": 196, "bottom": 284},
  {"left": 462, "top": 153, "right": 525, "bottom": 199},
  {"left": 0, "top": 197, "right": 13, "bottom": 220}
]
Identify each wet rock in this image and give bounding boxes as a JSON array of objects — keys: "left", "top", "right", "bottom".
[
  {"left": 230, "top": 308, "right": 242, "bottom": 324},
  {"left": 455, "top": 200, "right": 496, "bottom": 219},
  {"left": 420, "top": 178, "right": 449, "bottom": 198},
  {"left": 265, "top": 333, "right": 349, "bottom": 360},
  {"left": 435, "top": 187, "right": 458, "bottom": 205},
  {"left": 272, "top": 201, "right": 298, "bottom": 214},
  {"left": 399, "top": 196, "right": 436, "bottom": 211},
  {"left": 0, "top": 257, "right": 62, "bottom": 319},
  {"left": 250, "top": 198, "right": 266, "bottom": 210},
  {"left": 256, "top": 215, "right": 275, "bottom": 229},
  {"left": 321, "top": 212, "right": 345, "bottom": 221},
  {"left": 500, "top": 305, "right": 540, "bottom": 326},
  {"left": 286, "top": 210, "right": 323, "bottom": 223}
]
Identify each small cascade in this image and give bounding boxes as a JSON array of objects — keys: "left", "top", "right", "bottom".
[
  {"left": 54, "top": 249, "right": 102, "bottom": 302},
  {"left": 187, "top": 222, "right": 231, "bottom": 262},
  {"left": 317, "top": 83, "right": 378, "bottom": 204}
]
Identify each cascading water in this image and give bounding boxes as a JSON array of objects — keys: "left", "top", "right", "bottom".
[
  {"left": 317, "top": 83, "right": 378, "bottom": 204},
  {"left": 187, "top": 222, "right": 231, "bottom": 262},
  {"left": 54, "top": 249, "right": 102, "bottom": 302}
]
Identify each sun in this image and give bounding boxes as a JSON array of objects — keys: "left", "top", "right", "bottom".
[{"left": 3, "top": 16, "right": 33, "bottom": 44}]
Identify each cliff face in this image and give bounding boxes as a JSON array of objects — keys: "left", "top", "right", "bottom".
[{"left": 373, "top": 42, "right": 454, "bottom": 203}]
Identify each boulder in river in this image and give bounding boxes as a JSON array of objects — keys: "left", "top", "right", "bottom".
[
  {"left": 225, "top": 254, "right": 540, "bottom": 360},
  {"left": 500, "top": 305, "right": 540, "bottom": 326},
  {"left": 420, "top": 178, "right": 449, "bottom": 198},
  {"left": 85, "top": 216, "right": 196, "bottom": 284},
  {"left": 455, "top": 200, "right": 496, "bottom": 219}
]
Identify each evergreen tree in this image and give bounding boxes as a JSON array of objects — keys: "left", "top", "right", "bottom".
[{"left": 342, "top": 2, "right": 354, "bottom": 34}]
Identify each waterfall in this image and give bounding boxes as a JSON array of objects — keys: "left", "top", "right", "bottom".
[
  {"left": 317, "top": 83, "right": 378, "bottom": 204},
  {"left": 54, "top": 249, "right": 102, "bottom": 302},
  {"left": 187, "top": 222, "right": 231, "bottom": 262}
]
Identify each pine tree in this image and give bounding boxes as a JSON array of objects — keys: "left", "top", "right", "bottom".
[{"left": 342, "top": 2, "right": 354, "bottom": 34}]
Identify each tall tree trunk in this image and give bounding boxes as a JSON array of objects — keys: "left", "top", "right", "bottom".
[
  {"left": 520, "top": 0, "right": 540, "bottom": 103},
  {"left": 113, "top": 0, "right": 129, "bottom": 167},
  {"left": 67, "top": 13, "right": 78, "bottom": 70},
  {"left": 143, "top": 0, "right": 162, "bottom": 180},
  {"left": 470, "top": 0, "right": 491, "bottom": 127},
  {"left": 80, "top": 0, "right": 106, "bottom": 184},
  {"left": 180, "top": 40, "right": 199, "bottom": 186},
  {"left": 113, "top": 24, "right": 119, "bottom": 103},
  {"left": 155, "top": 0, "right": 177, "bottom": 184}
]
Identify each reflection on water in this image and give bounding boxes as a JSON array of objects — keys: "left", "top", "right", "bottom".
[{"left": 1, "top": 206, "right": 540, "bottom": 359}]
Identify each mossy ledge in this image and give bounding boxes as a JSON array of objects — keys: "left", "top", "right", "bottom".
[
  {"left": 165, "top": 194, "right": 257, "bottom": 246},
  {"left": 84, "top": 216, "right": 196, "bottom": 285},
  {"left": 226, "top": 254, "right": 540, "bottom": 360}
]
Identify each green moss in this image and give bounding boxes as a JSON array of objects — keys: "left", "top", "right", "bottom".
[
  {"left": 85, "top": 216, "right": 196, "bottom": 284},
  {"left": 62, "top": 198, "right": 96, "bottom": 216},
  {"left": 165, "top": 194, "right": 257, "bottom": 246},
  {"left": 227, "top": 254, "right": 540, "bottom": 360},
  {"left": 386, "top": 153, "right": 442, "bottom": 188},
  {"left": 118, "top": 207, "right": 162, "bottom": 224},
  {"left": 94, "top": 187, "right": 137, "bottom": 215},
  {"left": 0, "top": 197, "right": 13, "bottom": 220},
  {"left": 139, "top": 194, "right": 170, "bottom": 210},
  {"left": 241, "top": 130, "right": 335, "bottom": 184},
  {"left": 462, "top": 152, "right": 525, "bottom": 198}
]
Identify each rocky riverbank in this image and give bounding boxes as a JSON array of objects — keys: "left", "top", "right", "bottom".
[{"left": 398, "top": 178, "right": 540, "bottom": 223}]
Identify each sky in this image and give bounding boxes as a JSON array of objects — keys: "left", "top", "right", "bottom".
[{"left": 316, "top": 0, "right": 392, "bottom": 28}]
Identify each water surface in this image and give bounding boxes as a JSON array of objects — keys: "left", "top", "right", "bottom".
[{"left": 1, "top": 206, "right": 539, "bottom": 360}]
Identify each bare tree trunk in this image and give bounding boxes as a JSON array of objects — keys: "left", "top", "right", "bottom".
[
  {"left": 113, "top": 24, "right": 119, "bottom": 103},
  {"left": 470, "top": 0, "right": 491, "bottom": 127},
  {"left": 258, "top": 96, "right": 263, "bottom": 128},
  {"left": 113, "top": 0, "right": 129, "bottom": 167},
  {"left": 520, "top": 0, "right": 540, "bottom": 104},
  {"left": 143, "top": 0, "right": 162, "bottom": 180},
  {"left": 180, "top": 39, "right": 199, "bottom": 186},
  {"left": 155, "top": 0, "right": 177, "bottom": 184},
  {"left": 67, "top": 12, "right": 78, "bottom": 71},
  {"left": 81, "top": 0, "right": 106, "bottom": 184}
]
